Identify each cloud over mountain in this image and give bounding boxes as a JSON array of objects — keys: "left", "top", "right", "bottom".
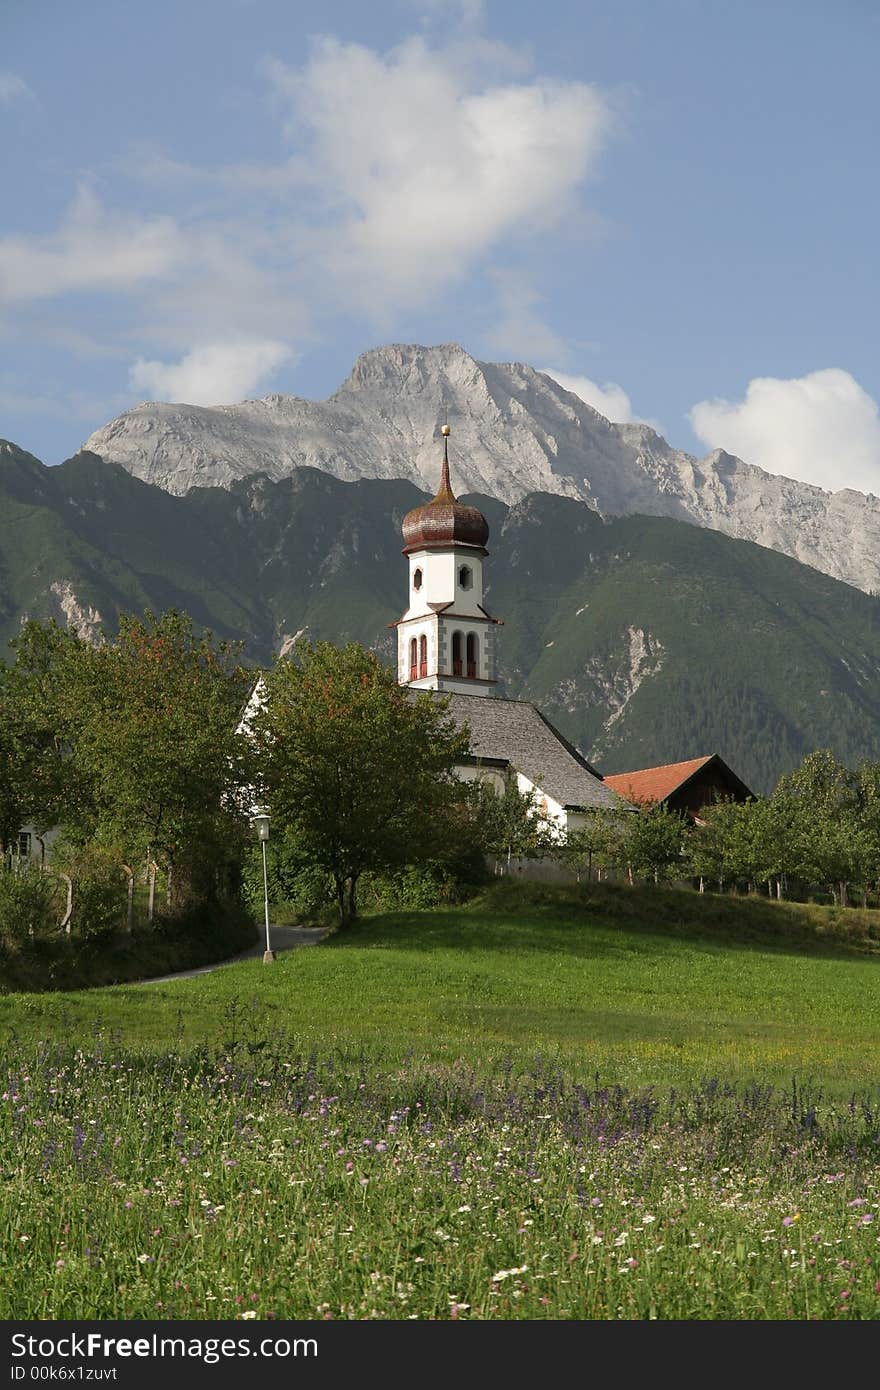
[
  {"left": 689, "top": 368, "right": 880, "bottom": 496},
  {"left": 266, "top": 35, "right": 613, "bottom": 310},
  {"left": 130, "top": 339, "right": 293, "bottom": 407}
]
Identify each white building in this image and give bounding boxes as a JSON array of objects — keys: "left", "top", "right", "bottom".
[{"left": 395, "top": 426, "right": 628, "bottom": 835}]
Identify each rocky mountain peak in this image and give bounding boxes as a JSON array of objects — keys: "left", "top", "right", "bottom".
[{"left": 80, "top": 344, "right": 880, "bottom": 596}]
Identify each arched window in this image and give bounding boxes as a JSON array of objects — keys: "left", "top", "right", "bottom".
[
  {"left": 452, "top": 631, "right": 463, "bottom": 677},
  {"left": 409, "top": 637, "right": 418, "bottom": 682},
  {"left": 419, "top": 634, "right": 428, "bottom": 679},
  {"left": 458, "top": 564, "right": 472, "bottom": 591},
  {"left": 413, "top": 567, "right": 423, "bottom": 591},
  {"left": 466, "top": 632, "right": 478, "bottom": 679}
]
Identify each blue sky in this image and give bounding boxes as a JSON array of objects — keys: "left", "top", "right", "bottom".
[{"left": 2, "top": 0, "right": 880, "bottom": 492}]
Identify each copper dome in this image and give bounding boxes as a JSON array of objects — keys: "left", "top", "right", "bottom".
[{"left": 402, "top": 436, "right": 489, "bottom": 555}]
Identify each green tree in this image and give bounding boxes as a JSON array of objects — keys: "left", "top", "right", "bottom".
[
  {"left": 67, "top": 611, "right": 251, "bottom": 903},
  {"left": 253, "top": 640, "right": 469, "bottom": 927},
  {"left": 465, "top": 776, "right": 554, "bottom": 872},
  {"left": 853, "top": 761, "right": 880, "bottom": 902},
  {"left": 0, "top": 621, "right": 88, "bottom": 845},
  {"left": 622, "top": 802, "right": 687, "bottom": 884},
  {"left": 2, "top": 613, "right": 251, "bottom": 919},
  {"left": 562, "top": 809, "right": 628, "bottom": 882},
  {"left": 775, "top": 751, "right": 865, "bottom": 904}
]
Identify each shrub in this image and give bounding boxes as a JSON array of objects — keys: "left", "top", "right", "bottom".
[
  {"left": 360, "top": 861, "right": 479, "bottom": 912},
  {"left": 0, "top": 865, "right": 63, "bottom": 946},
  {"left": 51, "top": 841, "right": 129, "bottom": 938}
]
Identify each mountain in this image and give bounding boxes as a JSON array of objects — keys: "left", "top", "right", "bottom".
[
  {"left": 83, "top": 342, "right": 880, "bottom": 597},
  {"left": 4, "top": 438, "right": 880, "bottom": 793}
]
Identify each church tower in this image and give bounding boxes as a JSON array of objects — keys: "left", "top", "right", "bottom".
[{"left": 396, "top": 424, "right": 501, "bottom": 695}]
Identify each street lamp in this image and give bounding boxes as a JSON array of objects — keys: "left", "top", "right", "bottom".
[{"left": 253, "top": 810, "right": 275, "bottom": 963}]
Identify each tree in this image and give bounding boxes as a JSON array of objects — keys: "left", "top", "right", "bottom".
[
  {"left": 67, "top": 611, "right": 252, "bottom": 903},
  {"left": 562, "top": 810, "right": 628, "bottom": 882},
  {"left": 253, "top": 640, "right": 470, "bottom": 927},
  {"left": 622, "top": 802, "right": 687, "bottom": 884},
  {"left": 2, "top": 613, "right": 251, "bottom": 919},
  {"left": 775, "top": 751, "right": 865, "bottom": 905},
  {"left": 465, "top": 776, "right": 554, "bottom": 871},
  {"left": 854, "top": 761, "right": 880, "bottom": 903},
  {"left": 0, "top": 621, "right": 88, "bottom": 846}
]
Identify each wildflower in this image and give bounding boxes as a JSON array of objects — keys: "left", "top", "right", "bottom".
[
  {"left": 240, "top": 1310, "right": 257, "bottom": 1320},
  {"left": 782, "top": 1214, "right": 800, "bottom": 1227}
]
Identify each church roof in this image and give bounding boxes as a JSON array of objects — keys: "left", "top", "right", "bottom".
[{"left": 422, "top": 691, "right": 632, "bottom": 812}]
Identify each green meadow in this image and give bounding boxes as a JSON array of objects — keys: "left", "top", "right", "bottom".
[
  {"left": 2, "top": 885, "right": 879, "bottom": 1320},
  {"left": 4, "top": 883, "right": 880, "bottom": 1092}
]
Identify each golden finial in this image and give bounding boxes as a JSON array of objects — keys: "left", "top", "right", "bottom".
[{"left": 441, "top": 423, "right": 451, "bottom": 437}]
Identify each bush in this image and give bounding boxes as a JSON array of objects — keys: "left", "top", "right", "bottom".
[
  {"left": 360, "top": 862, "right": 480, "bottom": 913},
  {"left": 0, "top": 866, "right": 63, "bottom": 945},
  {"left": 51, "top": 841, "right": 129, "bottom": 938},
  {"left": 0, "top": 899, "right": 257, "bottom": 993},
  {"left": 242, "top": 836, "right": 335, "bottom": 925}
]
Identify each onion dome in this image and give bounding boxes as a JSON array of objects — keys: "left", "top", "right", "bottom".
[{"left": 402, "top": 425, "right": 490, "bottom": 554}]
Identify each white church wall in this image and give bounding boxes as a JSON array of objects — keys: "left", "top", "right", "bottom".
[
  {"left": 515, "top": 772, "right": 568, "bottom": 837},
  {"left": 399, "top": 619, "right": 438, "bottom": 688},
  {"left": 403, "top": 549, "right": 485, "bottom": 622},
  {"left": 453, "top": 763, "right": 507, "bottom": 794}
]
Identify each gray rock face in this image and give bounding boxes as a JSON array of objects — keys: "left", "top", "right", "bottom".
[{"left": 83, "top": 342, "right": 880, "bottom": 595}]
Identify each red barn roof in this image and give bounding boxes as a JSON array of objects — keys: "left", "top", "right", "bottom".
[{"left": 603, "top": 756, "right": 717, "bottom": 806}]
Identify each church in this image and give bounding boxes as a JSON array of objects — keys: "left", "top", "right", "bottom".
[{"left": 392, "top": 424, "right": 629, "bottom": 834}]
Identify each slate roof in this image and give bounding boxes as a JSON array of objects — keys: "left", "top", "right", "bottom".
[{"left": 422, "top": 692, "right": 632, "bottom": 812}]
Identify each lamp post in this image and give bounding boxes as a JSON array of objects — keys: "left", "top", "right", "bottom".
[{"left": 253, "top": 811, "right": 275, "bottom": 963}]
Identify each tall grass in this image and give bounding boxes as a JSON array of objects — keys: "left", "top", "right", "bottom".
[{"left": 2, "top": 1033, "right": 878, "bottom": 1320}]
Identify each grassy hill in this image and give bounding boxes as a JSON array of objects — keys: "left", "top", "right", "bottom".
[
  {"left": 3, "top": 883, "right": 879, "bottom": 1092},
  {"left": 5, "top": 440, "right": 880, "bottom": 789},
  {"left": 3, "top": 888, "right": 879, "bottom": 1320}
]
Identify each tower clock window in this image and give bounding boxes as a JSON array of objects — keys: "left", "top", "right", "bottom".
[
  {"left": 413, "top": 568, "right": 423, "bottom": 591},
  {"left": 458, "top": 564, "right": 472, "bottom": 590}
]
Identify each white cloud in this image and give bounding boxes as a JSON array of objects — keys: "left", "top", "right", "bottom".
[
  {"left": 129, "top": 338, "right": 293, "bottom": 405},
  {"left": 267, "top": 36, "right": 612, "bottom": 308},
  {"left": 689, "top": 368, "right": 880, "bottom": 495},
  {"left": 0, "top": 186, "right": 183, "bottom": 304},
  {"left": 542, "top": 368, "right": 646, "bottom": 425},
  {"left": 0, "top": 73, "right": 34, "bottom": 106},
  {"left": 2, "top": 32, "right": 620, "bottom": 411}
]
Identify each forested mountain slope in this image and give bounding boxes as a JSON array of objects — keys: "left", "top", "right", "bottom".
[{"left": 3, "top": 438, "right": 880, "bottom": 792}]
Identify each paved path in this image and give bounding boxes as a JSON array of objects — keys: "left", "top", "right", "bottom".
[{"left": 136, "top": 925, "right": 329, "bottom": 985}]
